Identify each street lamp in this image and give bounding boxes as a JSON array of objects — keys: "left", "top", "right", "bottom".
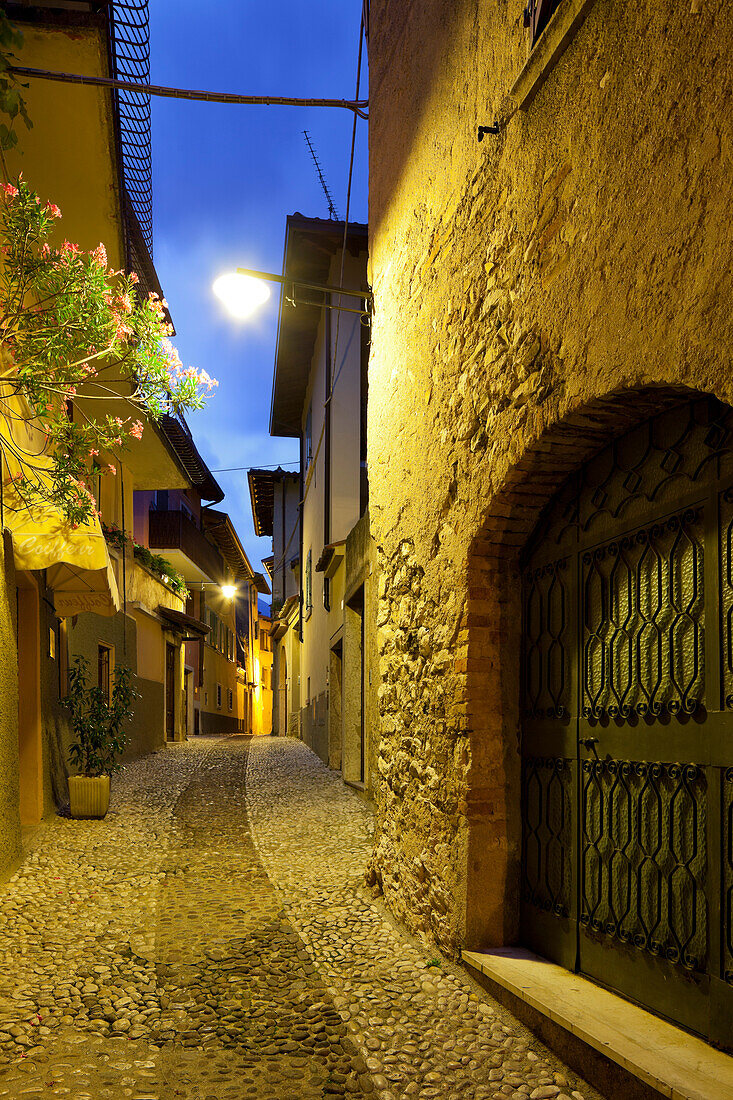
[
  {"left": 213, "top": 266, "right": 372, "bottom": 320},
  {"left": 213, "top": 272, "right": 271, "bottom": 319},
  {"left": 198, "top": 580, "right": 238, "bottom": 599}
]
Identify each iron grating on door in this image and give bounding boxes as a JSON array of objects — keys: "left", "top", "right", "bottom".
[{"left": 520, "top": 396, "right": 733, "bottom": 1049}]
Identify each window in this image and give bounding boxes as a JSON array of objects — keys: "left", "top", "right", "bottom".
[
  {"left": 525, "top": 0, "right": 562, "bottom": 44},
  {"left": 323, "top": 576, "right": 330, "bottom": 612},
  {"left": 254, "top": 619, "right": 259, "bottom": 640},
  {"left": 216, "top": 683, "right": 222, "bottom": 709},
  {"left": 98, "top": 644, "right": 112, "bottom": 703},
  {"left": 228, "top": 689, "right": 233, "bottom": 711}
]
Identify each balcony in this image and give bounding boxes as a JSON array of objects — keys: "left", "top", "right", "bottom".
[{"left": 148, "top": 509, "right": 224, "bottom": 583}]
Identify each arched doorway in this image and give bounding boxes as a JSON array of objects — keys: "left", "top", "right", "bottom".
[
  {"left": 519, "top": 394, "right": 733, "bottom": 1046},
  {"left": 16, "top": 572, "right": 42, "bottom": 825}
]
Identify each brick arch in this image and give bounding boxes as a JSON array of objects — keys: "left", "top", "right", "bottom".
[{"left": 461, "top": 382, "right": 715, "bottom": 949}]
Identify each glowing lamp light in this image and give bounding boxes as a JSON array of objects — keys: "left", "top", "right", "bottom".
[
  {"left": 221, "top": 584, "right": 237, "bottom": 599},
  {"left": 212, "top": 272, "right": 270, "bottom": 320}
]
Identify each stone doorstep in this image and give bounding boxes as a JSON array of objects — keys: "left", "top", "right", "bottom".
[{"left": 462, "top": 947, "right": 733, "bottom": 1100}]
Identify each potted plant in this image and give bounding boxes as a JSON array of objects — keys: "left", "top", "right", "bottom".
[{"left": 63, "top": 655, "right": 137, "bottom": 818}]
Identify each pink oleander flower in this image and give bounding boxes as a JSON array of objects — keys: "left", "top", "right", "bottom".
[
  {"left": 130, "top": 419, "right": 144, "bottom": 440},
  {"left": 2, "top": 184, "right": 18, "bottom": 200},
  {"left": 61, "top": 241, "right": 80, "bottom": 255},
  {"left": 114, "top": 317, "right": 133, "bottom": 341},
  {"left": 107, "top": 464, "right": 116, "bottom": 476},
  {"left": 198, "top": 369, "right": 219, "bottom": 390},
  {"left": 118, "top": 292, "right": 133, "bottom": 314},
  {"left": 91, "top": 243, "right": 107, "bottom": 267},
  {"left": 45, "top": 203, "right": 62, "bottom": 219},
  {"left": 130, "top": 271, "right": 139, "bottom": 284},
  {"left": 90, "top": 449, "right": 99, "bottom": 457},
  {"left": 41, "top": 243, "right": 51, "bottom": 258}
]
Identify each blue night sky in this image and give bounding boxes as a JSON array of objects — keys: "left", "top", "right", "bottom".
[{"left": 148, "top": 2, "right": 368, "bottom": 599}]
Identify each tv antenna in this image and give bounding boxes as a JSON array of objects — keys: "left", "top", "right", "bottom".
[{"left": 303, "top": 130, "right": 340, "bottom": 221}]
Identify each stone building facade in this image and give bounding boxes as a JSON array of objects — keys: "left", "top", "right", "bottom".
[{"left": 366, "top": 0, "right": 733, "bottom": 1048}]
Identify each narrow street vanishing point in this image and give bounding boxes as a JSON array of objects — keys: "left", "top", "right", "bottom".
[{"left": 0, "top": 738, "right": 600, "bottom": 1100}]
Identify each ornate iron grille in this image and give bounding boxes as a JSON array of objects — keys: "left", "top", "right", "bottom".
[
  {"left": 523, "top": 558, "right": 569, "bottom": 719},
  {"left": 581, "top": 759, "right": 707, "bottom": 972},
  {"left": 521, "top": 757, "right": 573, "bottom": 917},
  {"left": 109, "top": 1, "right": 153, "bottom": 256},
  {"left": 581, "top": 509, "right": 705, "bottom": 719},
  {"left": 531, "top": 398, "right": 732, "bottom": 554},
  {"left": 519, "top": 395, "right": 733, "bottom": 1047}
]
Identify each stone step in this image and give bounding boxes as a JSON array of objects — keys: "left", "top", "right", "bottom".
[{"left": 462, "top": 947, "right": 733, "bottom": 1100}]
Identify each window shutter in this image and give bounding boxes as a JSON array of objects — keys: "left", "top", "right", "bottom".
[{"left": 531, "top": 0, "right": 562, "bottom": 43}]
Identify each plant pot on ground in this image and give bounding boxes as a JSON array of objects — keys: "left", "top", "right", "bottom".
[{"left": 63, "top": 655, "right": 137, "bottom": 819}]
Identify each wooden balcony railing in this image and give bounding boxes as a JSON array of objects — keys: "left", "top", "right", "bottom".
[{"left": 148, "top": 509, "right": 224, "bottom": 582}]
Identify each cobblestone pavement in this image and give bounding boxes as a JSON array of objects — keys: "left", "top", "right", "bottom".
[{"left": 0, "top": 737, "right": 603, "bottom": 1099}]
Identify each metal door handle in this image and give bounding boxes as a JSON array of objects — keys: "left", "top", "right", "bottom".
[{"left": 579, "top": 737, "right": 599, "bottom": 750}]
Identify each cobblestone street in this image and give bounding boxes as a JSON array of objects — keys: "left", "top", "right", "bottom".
[{"left": 0, "top": 738, "right": 602, "bottom": 1099}]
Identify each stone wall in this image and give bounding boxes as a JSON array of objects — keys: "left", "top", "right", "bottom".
[{"left": 367, "top": 0, "right": 733, "bottom": 953}]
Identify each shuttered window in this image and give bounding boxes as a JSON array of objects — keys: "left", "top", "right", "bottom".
[{"left": 525, "top": 0, "right": 562, "bottom": 44}]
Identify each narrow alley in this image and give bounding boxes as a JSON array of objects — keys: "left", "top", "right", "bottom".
[{"left": 0, "top": 739, "right": 599, "bottom": 1100}]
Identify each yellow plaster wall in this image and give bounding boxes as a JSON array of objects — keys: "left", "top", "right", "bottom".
[
  {"left": 6, "top": 22, "right": 124, "bottom": 266},
  {"left": 134, "top": 610, "right": 163, "bottom": 684}
]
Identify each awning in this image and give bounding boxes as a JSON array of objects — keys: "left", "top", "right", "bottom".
[
  {"left": 157, "top": 605, "right": 210, "bottom": 638},
  {"left": 1, "top": 382, "right": 120, "bottom": 617}
]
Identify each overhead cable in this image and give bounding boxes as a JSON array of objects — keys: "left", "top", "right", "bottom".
[{"left": 9, "top": 66, "right": 369, "bottom": 119}]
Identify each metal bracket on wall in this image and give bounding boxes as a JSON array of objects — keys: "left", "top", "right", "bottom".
[{"left": 478, "top": 123, "right": 501, "bottom": 140}]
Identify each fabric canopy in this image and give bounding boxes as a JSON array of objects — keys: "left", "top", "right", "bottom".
[{"left": 1, "top": 381, "right": 120, "bottom": 617}]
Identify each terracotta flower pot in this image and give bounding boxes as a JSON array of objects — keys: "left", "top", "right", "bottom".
[{"left": 68, "top": 774, "right": 110, "bottom": 819}]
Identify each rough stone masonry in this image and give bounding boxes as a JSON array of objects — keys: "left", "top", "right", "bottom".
[{"left": 365, "top": 0, "right": 733, "bottom": 952}]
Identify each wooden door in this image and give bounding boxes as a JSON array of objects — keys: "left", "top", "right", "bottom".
[{"left": 165, "top": 643, "right": 176, "bottom": 741}]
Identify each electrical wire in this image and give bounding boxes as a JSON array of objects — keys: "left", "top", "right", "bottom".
[
  {"left": 9, "top": 66, "right": 369, "bottom": 119},
  {"left": 210, "top": 462, "right": 300, "bottom": 473}
]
